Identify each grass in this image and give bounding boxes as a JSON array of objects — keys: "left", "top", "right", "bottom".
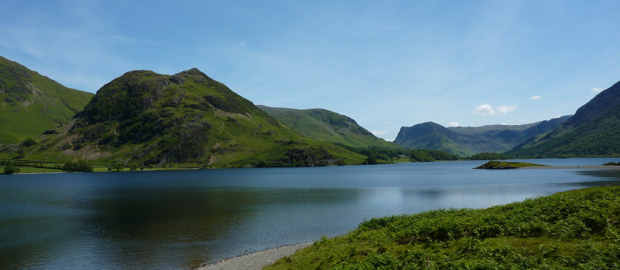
[
  {"left": 265, "top": 186, "right": 620, "bottom": 269},
  {"left": 474, "top": 160, "right": 547, "bottom": 169}
]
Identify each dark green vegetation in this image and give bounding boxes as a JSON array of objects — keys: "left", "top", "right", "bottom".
[
  {"left": 0, "top": 56, "right": 93, "bottom": 146},
  {"left": 2, "top": 161, "right": 19, "bottom": 174},
  {"left": 394, "top": 117, "right": 570, "bottom": 157},
  {"left": 258, "top": 106, "right": 398, "bottom": 149},
  {"left": 604, "top": 162, "right": 620, "bottom": 166},
  {"left": 1, "top": 68, "right": 367, "bottom": 168},
  {"left": 61, "top": 160, "right": 93, "bottom": 172},
  {"left": 469, "top": 152, "right": 514, "bottom": 160},
  {"left": 337, "top": 145, "right": 459, "bottom": 163},
  {"left": 474, "top": 160, "right": 546, "bottom": 169},
  {"left": 510, "top": 81, "right": 620, "bottom": 158},
  {"left": 266, "top": 186, "right": 620, "bottom": 269}
]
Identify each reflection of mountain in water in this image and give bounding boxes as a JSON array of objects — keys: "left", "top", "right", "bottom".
[{"left": 569, "top": 170, "right": 620, "bottom": 187}]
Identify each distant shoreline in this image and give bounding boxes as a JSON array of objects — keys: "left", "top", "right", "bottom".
[{"left": 520, "top": 165, "right": 620, "bottom": 170}]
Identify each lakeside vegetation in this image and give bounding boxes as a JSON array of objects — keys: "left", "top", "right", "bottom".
[
  {"left": 474, "top": 160, "right": 547, "bottom": 169},
  {"left": 266, "top": 186, "right": 620, "bottom": 269}
]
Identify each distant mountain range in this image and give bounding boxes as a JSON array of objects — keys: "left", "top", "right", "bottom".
[
  {"left": 2, "top": 55, "right": 620, "bottom": 165},
  {"left": 257, "top": 106, "right": 398, "bottom": 149},
  {"left": 393, "top": 116, "right": 571, "bottom": 156},
  {"left": 0, "top": 56, "right": 93, "bottom": 145},
  {"left": 508, "top": 81, "right": 620, "bottom": 157}
]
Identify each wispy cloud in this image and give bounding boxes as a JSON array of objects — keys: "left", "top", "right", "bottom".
[
  {"left": 383, "top": 121, "right": 392, "bottom": 125},
  {"left": 497, "top": 105, "right": 518, "bottom": 114},
  {"left": 472, "top": 104, "right": 518, "bottom": 115},
  {"left": 590, "top": 87, "right": 603, "bottom": 93},
  {"left": 446, "top": 122, "right": 460, "bottom": 127},
  {"left": 238, "top": 41, "right": 247, "bottom": 46},
  {"left": 531, "top": 95, "right": 541, "bottom": 100},
  {"left": 371, "top": 130, "right": 389, "bottom": 136}
]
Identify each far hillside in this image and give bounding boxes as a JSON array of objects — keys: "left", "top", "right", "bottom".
[
  {"left": 509, "top": 79, "right": 620, "bottom": 157},
  {"left": 0, "top": 56, "right": 94, "bottom": 146},
  {"left": 258, "top": 105, "right": 399, "bottom": 149}
]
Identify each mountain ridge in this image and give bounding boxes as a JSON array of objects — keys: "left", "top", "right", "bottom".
[
  {"left": 394, "top": 117, "right": 570, "bottom": 156},
  {"left": 508, "top": 80, "right": 620, "bottom": 157}
]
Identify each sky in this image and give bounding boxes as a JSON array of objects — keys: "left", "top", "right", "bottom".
[{"left": 2, "top": 1, "right": 620, "bottom": 141}]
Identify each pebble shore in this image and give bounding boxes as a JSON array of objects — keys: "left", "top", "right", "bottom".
[{"left": 199, "top": 242, "right": 313, "bottom": 270}]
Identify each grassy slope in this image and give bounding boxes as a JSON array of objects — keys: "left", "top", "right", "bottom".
[
  {"left": 267, "top": 186, "right": 620, "bottom": 269},
  {"left": 258, "top": 105, "right": 399, "bottom": 149},
  {"left": 0, "top": 56, "right": 94, "bottom": 144},
  {"left": 9, "top": 69, "right": 366, "bottom": 167}
]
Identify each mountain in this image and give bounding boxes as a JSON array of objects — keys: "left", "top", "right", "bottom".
[
  {"left": 257, "top": 105, "right": 399, "bottom": 149},
  {"left": 0, "top": 56, "right": 94, "bottom": 145},
  {"left": 394, "top": 117, "right": 570, "bottom": 156},
  {"left": 508, "top": 81, "right": 620, "bottom": 157},
  {"left": 7, "top": 68, "right": 366, "bottom": 167}
]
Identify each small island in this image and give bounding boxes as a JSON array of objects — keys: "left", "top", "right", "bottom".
[{"left": 474, "top": 160, "right": 547, "bottom": 169}]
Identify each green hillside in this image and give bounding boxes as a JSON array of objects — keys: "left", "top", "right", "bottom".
[
  {"left": 394, "top": 117, "right": 569, "bottom": 157},
  {"left": 1, "top": 68, "right": 366, "bottom": 167},
  {"left": 258, "top": 105, "right": 399, "bottom": 149},
  {"left": 0, "top": 56, "right": 94, "bottom": 145},
  {"left": 508, "top": 80, "right": 620, "bottom": 158}
]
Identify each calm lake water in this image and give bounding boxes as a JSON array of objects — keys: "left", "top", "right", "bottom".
[{"left": 2, "top": 158, "right": 620, "bottom": 269}]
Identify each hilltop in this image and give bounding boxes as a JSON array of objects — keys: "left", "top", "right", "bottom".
[
  {"left": 0, "top": 56, "right": 93, "bottom": 145},
  {"left": 257, "top": 105, "right": 398, "bottom": 149},
  {"left": 4, "top": 68, "right": 366, "bottom": 167}
]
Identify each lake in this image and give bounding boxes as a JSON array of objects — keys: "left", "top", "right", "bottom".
[{"left": 2, "top": 158, "right": 620, "bottom": 269}]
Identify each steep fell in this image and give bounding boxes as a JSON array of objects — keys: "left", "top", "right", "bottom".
[
  {"left": 509, "top": 80, "right": 620, "bottom": 157},
  {"left": 0, "top": 56, "right": 93, "bottom": 145}
]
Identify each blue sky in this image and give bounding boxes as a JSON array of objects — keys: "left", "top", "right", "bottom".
[{"left": 2, "top": 1, "right": 620, "bottom": 141}]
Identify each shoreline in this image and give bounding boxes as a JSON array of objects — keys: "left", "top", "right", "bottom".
[
  {"left": 520, "top": 165, "right": 620, "bottom": 170},
  {"left": 198, "top": 242, "right": 313, "bottom": 270}
]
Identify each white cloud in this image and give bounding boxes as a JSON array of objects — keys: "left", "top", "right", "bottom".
[
  {"left": 238, "top": 41, "right": 247, "bottom": 46},
  {"left": 531, "top": 95, "right": 541, "bottom": 100},
  {"left": 446, "top": 122, "right": 460, "bottom": 127},
  {"left": 472, "top": 104, "right": 517, "bottom": 116},
  {"left": 383, "top": 121, "right": 392, "bottom": 125},
  {"left": 497, "top": 105, "right": 518, "bottom": 114},
  {"left": 591, "top": 87, "right": 603, "bottom": 93},
  {"left": 472, "top": 104, "right": 496, "bottom": 115},
  {"left": 371, "top": 130, "right": 389, "bottom": 136}
]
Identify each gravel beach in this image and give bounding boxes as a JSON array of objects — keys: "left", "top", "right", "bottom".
[{"left": 199, "top": 242, "right": 313, "bottom": 270}]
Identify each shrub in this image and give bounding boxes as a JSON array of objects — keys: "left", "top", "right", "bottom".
[
  {"left": 3, "top": 162, "right": 20, "bottom": 174},
  {"left": 61, "top": 160, "right": 93, "bottom": 172}
]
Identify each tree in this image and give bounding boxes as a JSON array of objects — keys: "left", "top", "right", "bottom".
[
  {"left": 61, "top": 160, "right": 93, "bottom": 172},
  {"left": 111, "top": 162, "right": 124, "bottom": 171},
  {"left": 3, "top": 162, "right": 20, "bottom": 174}
]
